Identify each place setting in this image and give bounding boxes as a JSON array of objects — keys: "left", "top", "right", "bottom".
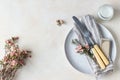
[{"left": 64, "top": 4, "right": 117, "bottom": 80}]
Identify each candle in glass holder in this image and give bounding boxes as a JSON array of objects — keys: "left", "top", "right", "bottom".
[{"left": 98, "top": 4, "right": 114, "bottom": 21}]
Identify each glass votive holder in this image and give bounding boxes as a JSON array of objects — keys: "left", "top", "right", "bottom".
[{"left": 98, "top": 4, "right": 114, "bottom": 21}]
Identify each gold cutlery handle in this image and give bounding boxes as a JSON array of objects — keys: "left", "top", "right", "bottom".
[
  {"left": 91, "top": 48, "right": 105, "bottom": 69},
  {"left": 94, "top": 44, "right": 109, "bottom": 66}
]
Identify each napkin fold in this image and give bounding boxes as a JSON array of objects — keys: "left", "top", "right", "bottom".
[{"left": 73, "top": 15, "right": 114, "bottom": 78}]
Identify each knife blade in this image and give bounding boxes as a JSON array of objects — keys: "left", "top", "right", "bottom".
[
  {"left": 72, "top": 16, "right": 109, "bottom": 69},
  {"left": 73, "top": 16, "right": 94, "bottom": 46},
  {"left": 72, "top": 16, "right": 96, "bottom": 46}
]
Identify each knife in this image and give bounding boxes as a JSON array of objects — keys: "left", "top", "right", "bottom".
[{"left": 72, "top": 16, "right": 109, "bottom": 69}]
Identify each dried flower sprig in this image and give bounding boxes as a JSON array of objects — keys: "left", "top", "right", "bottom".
[
  {"left": 0, "top": 37, "right": 31, "bottom": 80},
  {"left": 56, "top": 19, "right": 65, "bottom": 26},
  {"left": 72, "top": 39, "right": 94, "bottom": 59}
]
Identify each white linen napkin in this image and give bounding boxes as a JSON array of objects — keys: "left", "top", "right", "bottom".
[{"left": 73, "top": 15, "right": 114, "bottom": 78}]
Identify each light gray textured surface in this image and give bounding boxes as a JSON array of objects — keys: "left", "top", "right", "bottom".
[{"left": 0, "top": 0, "right": 119, "bottom": 80}]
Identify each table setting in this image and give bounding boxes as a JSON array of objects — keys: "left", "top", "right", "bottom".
[
  {"left": 0, "top": 0, "right": 120, "bottom": 80},
  {"left": 64, "top": 3, "right": 119, "bottom": 80},
  {"left": 65, "top": 15, "right": 116, "bottom": 80}
]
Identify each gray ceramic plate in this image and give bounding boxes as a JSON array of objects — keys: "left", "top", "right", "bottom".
[{"left": 64, "top": 24, "right": 117, "bottom": 74}]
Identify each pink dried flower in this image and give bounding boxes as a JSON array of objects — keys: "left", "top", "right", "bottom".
[
  {"left": 10, "top": 52, "right": 15, "bottom": 57},
  {"left": 15, "top": 53, "right": 19, "bottom": 56},
  {"left": 5, "top": 40, "right": 14, "bottom": 46},
  {"left": 3, "top": 56, "right": 8, "bottom": 62},
  {"left": 11, "top": 60, "right": 17, "bottom": 66},
  {"left": 85, "top": 44, "right": 89, "bottom": 49},
  {"left": 19, "top": 60, "right": 25, "bottom": 65},
  {"left": 5, "top": 40, "right": 10, "bottom": 44},
  {"left": 76, "top": 45, "right": 82, "bottom": 49},
  {"left": 75, "top": 45, "right": 84, "bottom": 53}
]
